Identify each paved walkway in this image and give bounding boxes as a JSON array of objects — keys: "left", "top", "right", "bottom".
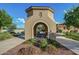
[
  {"left": 0, "top": 37, "right": 25, "bottom": 55},
  {"left": 56, "top": 36, "right": 79, "bottom": 55}
]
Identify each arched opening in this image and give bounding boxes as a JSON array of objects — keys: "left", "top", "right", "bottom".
[{"left": 34, "top": 22, "right": 48, "bottom": 38}]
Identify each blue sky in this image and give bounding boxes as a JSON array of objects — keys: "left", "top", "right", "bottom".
[{"left": 0, "top": 3, "right": 79, "bottom": 28}]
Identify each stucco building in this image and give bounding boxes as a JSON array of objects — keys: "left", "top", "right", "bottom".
[
  {"left": 56, "top": 23, "right": 68, "bottom": 32},
  {"left": 56, "top": 23, "right": 79, "bottom": 33},
  {"left": 25, "top": 6, "right": 56, "bottom": 40}
]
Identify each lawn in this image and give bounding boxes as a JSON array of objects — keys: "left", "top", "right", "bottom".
[
  {"left": 64, "top": 32, "right": 79, "bottom": 41},
  {"left": 0, "top": 32, "right": 13, "bottom": 41}
]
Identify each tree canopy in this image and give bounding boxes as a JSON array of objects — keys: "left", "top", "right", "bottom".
[
  {"left": 64, "top": 6, "right": 79, "bottom": 29},
  {"left": 0, "top": 9, "right": 12, "bottom": 30},
  {"left": 8, "top": 24, "right": 16, "bottom": 32}
]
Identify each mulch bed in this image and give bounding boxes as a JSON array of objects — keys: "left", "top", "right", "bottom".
[{"left": 3, "top": 43, "right": 76, "bottom": 55}]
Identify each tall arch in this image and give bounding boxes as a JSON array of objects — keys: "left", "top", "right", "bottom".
[{"left": 33, "top": 22, "right": 48, "bottom": 38}]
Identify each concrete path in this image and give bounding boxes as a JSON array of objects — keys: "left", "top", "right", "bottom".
[
  {"left": 56, "top": 36, "right": 79, "bottom": 55},
  {"left": 0, "top": 37, "right": 25, "bottom": 55}
]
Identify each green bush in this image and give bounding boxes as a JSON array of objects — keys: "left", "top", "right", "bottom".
[
  {"left": 48, "top": 39, "right": 60, "bottom": 48},
  {"left": 0, "top": 32, "right": 13, "bottom": 41},
  {"left": 39, "top": 39, "right": 48, "bottom": 49},
  {"left": 46, "top": 44, "right": 57, "bottom": 54},
  {"left": 64, "top": 32, "right": 79, "bottom": 41},
  {"left": 29, "top": 38, "right": 36, "bottom": 45},
  {"left": 57, "top": 29, "right": 62, "bottom": 33}
]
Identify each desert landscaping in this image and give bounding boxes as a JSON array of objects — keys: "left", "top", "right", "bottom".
[
  {"left": 3, "top": 38, "right": 76, "bottom": 55},
  {"left": 0, "top": 4, "right": 79, "bottom": 55}
]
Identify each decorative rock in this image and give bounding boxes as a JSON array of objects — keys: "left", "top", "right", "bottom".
[{"left": 17, "top": 45, "right": 41, "bottom": 55}]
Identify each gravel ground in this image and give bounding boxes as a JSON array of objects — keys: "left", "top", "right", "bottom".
[{"left": 3, "top": 44, "right": 76, "bottom": 55}]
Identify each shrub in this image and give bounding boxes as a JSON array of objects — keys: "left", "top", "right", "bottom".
[
  {"left": 64, "top": 32, "right": 79, "bottom": 41},
  {"left": 48, "top": 39, "right": 61, "bottom": 48},
  {"left": 39, "top": 39, "right": 48, "bottom": 49},
  {"left": 29, "top": 38, "right": 36, "bottom": 45},
  {"left": 46, "top": 44, "right": 57, "bottom": 54},
  {"left": 0, "top": 32, "right": 13, "bottom": 41},
  {"left": 57, "top": 29, "right": 62, "bottom": 33}
]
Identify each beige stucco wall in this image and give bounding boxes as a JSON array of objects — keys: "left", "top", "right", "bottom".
[{"left": 25, "top": 9, "right": 56, "bottom": 40}]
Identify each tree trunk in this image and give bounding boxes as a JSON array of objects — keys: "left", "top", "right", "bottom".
[{"left": 0, "top": 26, "right": 2, "bottom": 32}]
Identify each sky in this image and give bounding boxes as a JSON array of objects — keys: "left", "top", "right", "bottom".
[{"left": 0, "top": 3, "right": 79, "bottom": 28}]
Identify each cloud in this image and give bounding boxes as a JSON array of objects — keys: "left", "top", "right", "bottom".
[
  {"left": 17, "top": 18, "right": 25, "bottom": 23},
  {"left": 55, "top": 21, "right": 60, "bottom": 24},
  {"left": 64, "top": 10, "right": 67, "bottom": 13}
]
